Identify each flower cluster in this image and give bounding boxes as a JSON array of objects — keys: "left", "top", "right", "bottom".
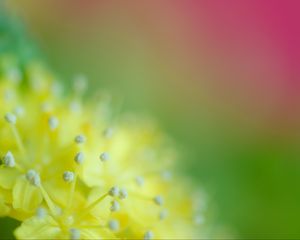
[{"left": 0, "top": 55, "right": 205, "bottom": 239}]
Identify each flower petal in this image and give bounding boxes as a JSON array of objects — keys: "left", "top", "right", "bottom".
[
  {"left": 12, "top": 176, "right": 43, "bottom": 212},
  {"left": 14, "top": 216, "right": 61, "bottom": 239}
]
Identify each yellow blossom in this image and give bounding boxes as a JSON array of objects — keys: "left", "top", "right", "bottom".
[{"left": 0, "top": 55, "right": 206, "bottom": 239}]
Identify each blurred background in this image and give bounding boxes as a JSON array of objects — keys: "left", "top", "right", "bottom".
[{"left": 2, "top": 0, "right": 300, "bottom": 238}]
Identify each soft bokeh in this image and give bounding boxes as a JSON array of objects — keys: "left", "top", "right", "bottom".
[{"left": 4, "top": 0, "right": 300, "bottom": 238}]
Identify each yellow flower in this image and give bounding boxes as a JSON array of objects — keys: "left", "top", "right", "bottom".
[{"left": 0, "top": 55, "right": 206, "bottom": 239}]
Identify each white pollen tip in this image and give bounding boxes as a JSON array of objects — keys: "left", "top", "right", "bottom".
[
  {"left": 73, "top": 74, "right": 88, "bottom": 93},
  {"left": 194, "top": 215, "right": 205, "bottom": 225},
  {"left": 119, "top": 188, "right": 128, "bottom": 200},
  {"left": 144, "top": 230, "right": 154, "bottom": 240},
  {"left": 14, "top": 106, "right": 25, "bottom": 117},
  {"left": 26, "top": 170, "right": 41, "bottom": 187},
  {"left": 74, "top": 134, "right": 86, "bottom": 144},
  {"left": 40, "top": 102, "right": 52, "bottom": 113},
  {"left": 48, "top": 116, "right": 59, "bottom": 130},
  {"left": 7, "top": 68, "right": 21, "bottom": 83},
  {"left": 159, "top": 209, "right": 168, "bottom": 220},
  {"left": 63, "top": 171, "right": 75, "bottom": 183},
  {"left": 153, "top": 195, "right": 164, "bottom": 206},
  {"left": 4, "top": 112, "right": 17, "bottom": 124},
  {"left": 135, "top": 176, "right": 145, "bottom": 187},
  {"left": 70, "top": 101, "right": 81, "bottom": 113},
  {"left": 110, "top": 200, "right": 120, "bottom": 212},
  {"left": 99, "top": 152, "right": 110, "bottom": 162},
  {"left": 36, "top": 207, "right": 47, "bottom": 218},
  {"left": 161, "top": 170, "right": 172, "bottom": 181},
  {"left": 69, "top": 228, "right": 80, "bottom": 240},
  {"left": 74, "top": 152, "right": 84, "bottom": 164},
  {"left": 103, "top": 127, "right": 113, "bottom": 138},
  {"left": 108, "top": 219, "right": 119, "bottom": 231},
  {"left": 4, "top": 90, "right": 14, "bottom": 101},
  {"left": 3, "top": 151, "right": 15, "bottom": 167},
  {"left": 108, "top": 186, "right": 119, "bottom": 197}
]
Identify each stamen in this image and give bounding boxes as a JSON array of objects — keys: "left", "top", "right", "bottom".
[
  {"left": 51, "top": 81, "right": 63, "bottom": 96},
  {"left": 4, "top": 112, "right": 17, "bottom": 124},
  {"left": 74, "top": 152, "right": 84, "bottom": 165},
  {"left": 48, "top": 116, "right": 59, "bottom": 131},
  {"left": 135, "top": 176, "right": 144, "bottom": 187},
  {"left": 14, "top": 106, "right": 25, "bottom": 117},
  {"left": 119, "top": 188, "right": 128, "bottom": 200},
  {"left": 103, "top": 128, "right": 113, "bottom": 138},
  {"left": 27, "top": 171, "right": 58, "bottom": 216},
  {"left": 153, "top": 195, "right": 164, "bottom": 206},
  {"left": 110, "top": 200, "right": 120, "bottom": 212},
  {"left": 26, "top": 170, "right": 41, "bottom": 187},
  {"left": 74, "top": 134, "right": 86, "bottom": 144},
  {"left": 194, "top": 215, "right": 204, "bottom": 225},
  {"left": 4, "top": 90, "right": 14, "bottom": 102},
  {"left": 39, "top": 184, "right": 59, "bottom": 216},
  {"left": 73, "top": 74, "right": 88, "bottom": 94},
  {"left": 5, "top": 113, "right": 26, "bottom": 155},
  {"left": 63, "top": 171, "right": 75, "bottom": 183},
  {"left": 144, "top": 230, "right": 154, "bottom": 240},
  {"left": 36, "top": 207, "right": 47, "bottom": 219},
  {"left": 159, "top": 209, "right": 168, "bottom": 220},
  {"left": 3, "top": 151, "right": 15, "bottom": 167},
  {"left": 99, "top": 152, "right": 110, "bottom": 162},
  {"left": 108, "top": 219, "right": 119, "bottom": 232},
  {"left": 83, "top": 193, "right": 109, "bottom": 214},
  {"left": 70, "top": 101, "right": 81, "bottom": 113},
  {"left": 7, "top": 68, "right": 21, "bottom": 84},
  {"left": 161, "top": 170, "right": 172, "bottom": 181},
  {"left": 63, "top": 216, "right": 75, "bottom": 226},
  {"left": 40, "top": 102, "right": 52, "bottom": 113},
  {"left": 69, "top": 228, "right": 80, "bottom": 240},
  {"left": 66, "top": 170, "right": 78, "bottom": 213},
  {"left": 108, "top": 186, "right": 119, "bottom": 197}
]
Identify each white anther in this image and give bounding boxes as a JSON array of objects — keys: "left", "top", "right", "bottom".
[
  {"left": 159, "top": 209, "right": 168, "bottom": 220},
  {"left": 3, "top": 151, "right": 15, "bottom": 167},
  {"left": 4, "top": 112, "right": 16, "bottom": 124},
  {"left": 73, "top": 74, "right": 88, "bottom": 93},
  {"left": 69, "top": 228, "right": 80, "bottom": 240},
  {"left": 153, "top": 195, "right": 164, "bottom": 206},
  {"left": 108, "top": 219, "right": 119, "bottom": 231},
  {"left": 135, "top": 176, "right": 144, "bottom": 187},
  {"left": 161, "top": 170, "right": 172, "bottom": 181},
  {"left": 40, "top": 102, "right": 52, "bottom": 112},
  {"left": 48, "top": 116, "right": 59, "bottom": 130},
  {"left": 56, "top": 207, "right": 63, "bottom": 216},
  {"left": 51, "top": 81, "right": 63, "bottom": 96},
  {"left": 64, "top": 216, "right": 75, "bottom": 226},
  {"left": 7, "top": 68, "right": 21, "bottom": 83},
  {"left": 119, "top": 188, "right": 128, "bottom": 200},
  {"left": 26, "top": 170, "right": 41, "bottom": 187},
  {"left": 14, "top": 106, "right": 25, "bottom": 117},
  {"left": 108, "top": 186, "right": 119, "bottom": 197},
  {"left": 74, "top": 134, "right": 86, "bottom": 144},
  {"left": 63, "top": 171, "right": 75, "bottom": 183},
  {"left": 110, "top": 200, "right": 120, "bottom": 212},
  {"left": 70, "top": 101, "right": 81, "bottom": 113},
  {"left": 36, "top": 207, "right": 47, "bottom": 218},
  {"left": 30, "top": 75, "right": 44, "bottom": 91},
  {"left": 103, "top": 127, "right": 113, "bottom": 138},
  {"left": 99, "top": 152, "right": 110, "bottom": 162},
  {"left": 4, "top": 90, "right": 14, "bottom": 101},
  {"left": 74, "top": 152, "right": 84, "bottom": 164},
  {"left": 144, "top": 231, "right": 154, "bottom": 240},
  {"left": 194, "top": 215, "right": 204, "bottom": 225}
]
